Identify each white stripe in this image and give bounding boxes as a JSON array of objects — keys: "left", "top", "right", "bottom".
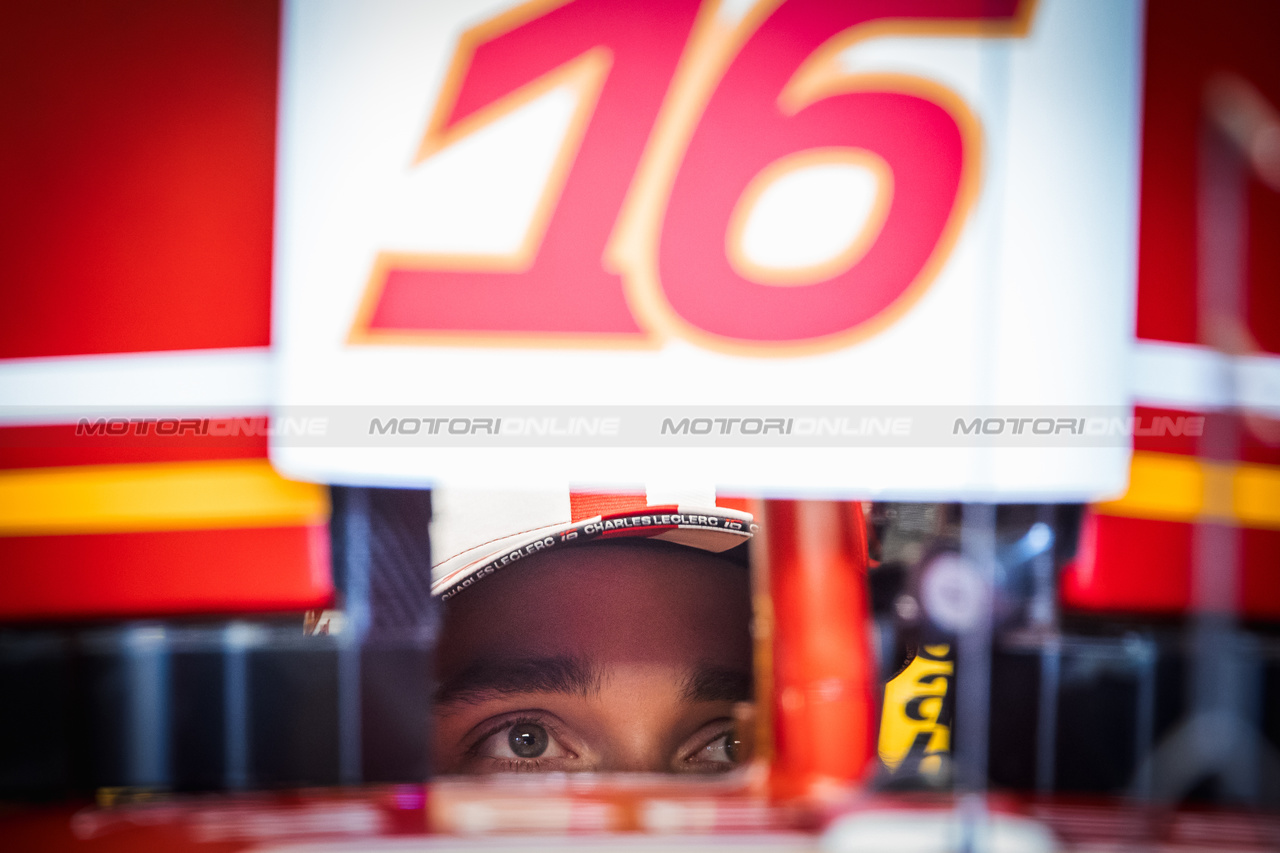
[
  {"left": 0, "top": 348, "right": 273, "bottom": 425},
  {"left": 4, "top": 341, "right": 1276, "bottom": 427},
  {"left": 1132, "top": 339, "right": 1280, "bottom": 415},
  {"left": 1237, "top": 353, "right": 1280, "bottom": 416}
]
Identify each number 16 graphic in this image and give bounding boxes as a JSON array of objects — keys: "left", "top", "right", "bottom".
[{"left": 349, "top": 0, "right": 1034, "bottom": 352}]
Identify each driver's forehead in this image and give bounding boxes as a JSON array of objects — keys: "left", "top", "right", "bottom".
[{"left": 437, "top": 542, "right": 752, "bottom": 677}]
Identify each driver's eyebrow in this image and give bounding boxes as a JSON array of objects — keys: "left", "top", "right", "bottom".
[
  {"left": 681, "top": 664, "right": 753, "bottom": 703},
  {"left": 435, "top": 655, "right": 602, "bottom": 705}
]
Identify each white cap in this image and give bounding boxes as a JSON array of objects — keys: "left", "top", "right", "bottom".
[{"left": 431, "top": 485, "right": 756, "bottom": 600}]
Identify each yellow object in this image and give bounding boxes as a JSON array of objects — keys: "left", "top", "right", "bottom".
[
  {"left": 1095, "top": 451, "right": 1280, "bottom": 529},
  {"left": 0, "top": 459, "right": 329, "bottom": 536},
  {"left": 879, "top": 643, "right": 952, "bottom": 776}
]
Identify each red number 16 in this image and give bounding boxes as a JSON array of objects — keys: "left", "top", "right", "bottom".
[{"left": 351, "top": 0, "right": 1032, "bottom": 352}]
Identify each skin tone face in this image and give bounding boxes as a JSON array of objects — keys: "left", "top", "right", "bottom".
[{"left": 433, "top": 541, "right": 754, "bottom": 774}]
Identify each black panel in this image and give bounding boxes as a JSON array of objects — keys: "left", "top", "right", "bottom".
[
  {"left": 79, "top": 634, "right": 131, "bottom": 789},
  {"left": 987, "top": 647, "right": 1040, "bottom": 790},
  {"left": 0, "top": 633, "right": 72, "bottom": 797},
  {"left": 248, "top": 644, "right": 340, "bottom": 787},
  {"left": 1054, "top": 647, "right": 1141, "bottom": 794},
  {"left": 169, "top": 645, "right": 226, "bottom": 790},
  {"left": 361, "top": 643, "right": 433, "bottom": 781}
]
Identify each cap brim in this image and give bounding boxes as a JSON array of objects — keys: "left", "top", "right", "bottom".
[{"left": 432, "top": 504, "right": 754, "bottom": 600}]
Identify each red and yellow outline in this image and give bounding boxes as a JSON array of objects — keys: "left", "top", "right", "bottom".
[{"left": 350, "top": 0, "right": 1039, "bottom": 354}]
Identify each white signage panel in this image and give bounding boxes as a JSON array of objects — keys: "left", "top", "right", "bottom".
[{"left": 273, "top": 0, "right": 1144, "bottom": 499}]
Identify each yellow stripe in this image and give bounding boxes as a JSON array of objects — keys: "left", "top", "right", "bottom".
[
  {"left": 1096, "top": 451, "right": 1280, "bottom": 529},
  {"left": 1237, "top": 463, "right": 1280, "bottom": 528},
  {"left": 0, "top": 459, "right": 329, "bottom": 536}
]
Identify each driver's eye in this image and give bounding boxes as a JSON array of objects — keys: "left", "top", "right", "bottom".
[
  {"left": 472, "top": 718, "right": 574, "bottom": 763},
  {"left": 699, "top": 731, "right": 741, "bottom": 764},
  {"left": 508, "top": 722, "right": 549, "bottom": 757},
  {"left": 677, "top": 721, "right": 746, "bottom": 772}
]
